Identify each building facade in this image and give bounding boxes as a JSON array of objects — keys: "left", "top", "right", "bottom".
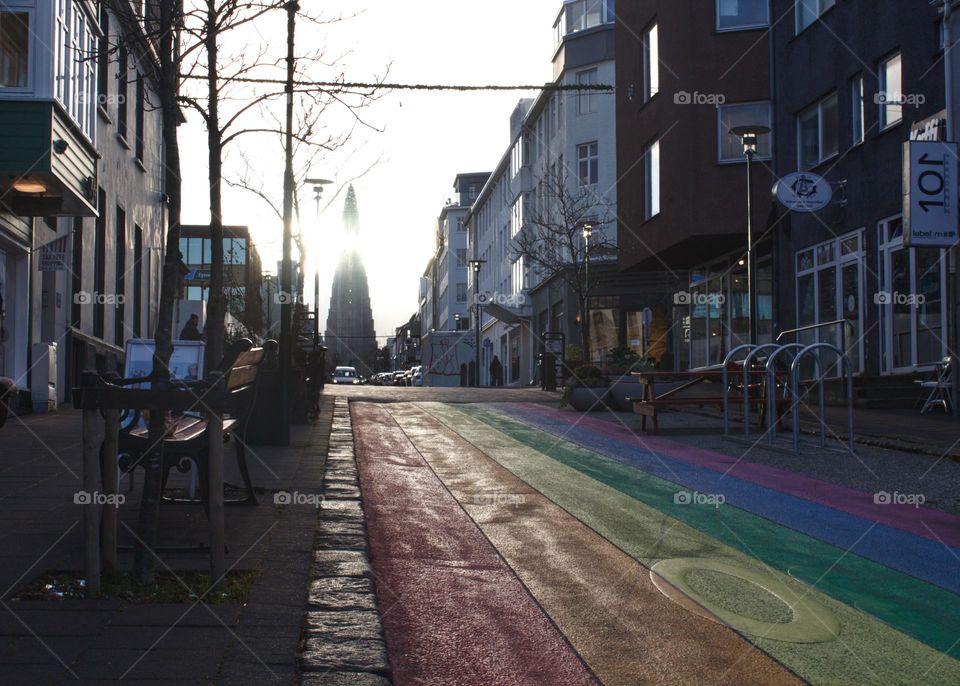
[
  {"left": 770, "top": 0, "right": 947, "bottom": 392},
  {"left": 615, "top": 0, "right": 774, "bottom": 371},
  {"left": 179, "top": 224, "right": 264, "bottom": 337},
  {"left": 466, "top": 0, "right": 618, "bottom": 386},
  {"left": 0, "top": 0, "right": 167, "bottom": 406}
]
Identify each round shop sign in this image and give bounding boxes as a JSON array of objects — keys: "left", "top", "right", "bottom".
[{"left": 773, "top": 172, "right": 833, "bottom": 213}]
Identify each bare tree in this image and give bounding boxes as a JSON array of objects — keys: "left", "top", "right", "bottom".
[{"left": 512, "top": 166, "right": 615, "bottom": 354}]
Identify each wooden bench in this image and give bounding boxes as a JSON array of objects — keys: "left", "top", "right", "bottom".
[
  {"left": 117, "top": 347, "right": 266, "bottom": 507},
  {"left": 630, "top": 367, "right": 786, "bottom": 434}
]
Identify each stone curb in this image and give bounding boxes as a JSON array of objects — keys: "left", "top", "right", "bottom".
[{"left": 298, "top": 397, "right": 392, "bottom": 685}]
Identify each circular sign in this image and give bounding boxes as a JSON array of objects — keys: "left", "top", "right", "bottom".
[{"left": 773, "top": 172, "right": 833, "bottom": 213}]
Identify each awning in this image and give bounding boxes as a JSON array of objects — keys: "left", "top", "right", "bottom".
[{"left": 483, "top": 301, "right": 532, "bottom": 325}]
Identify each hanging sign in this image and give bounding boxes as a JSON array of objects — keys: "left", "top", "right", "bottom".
[
  {"left": 903, "top": 140, "right": 959, "bottom": 248},
  {"left": 38, "top": 236, "right": 69, "bottom": 271},
  {"left": 773, "top": 172, "right": 833, "bottom": 213}
]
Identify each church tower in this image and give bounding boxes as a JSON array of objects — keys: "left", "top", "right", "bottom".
[{"left": 325, "top": 186, "right": 378, "bottom": 373}]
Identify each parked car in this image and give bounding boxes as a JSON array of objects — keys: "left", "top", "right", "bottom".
[
  {"left": 411, "top": 366, "right": 424, "bottom": 387},
  {"left": 332, "top": 366, "right": 361, "bottom": 385},
  {"left": 392, "top": 371, "right": 406, "bottom": 386}
]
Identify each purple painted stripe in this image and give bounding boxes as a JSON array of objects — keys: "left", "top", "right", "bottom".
[{"left": 508, "top": 402, "right": 960, "bottom": 548}]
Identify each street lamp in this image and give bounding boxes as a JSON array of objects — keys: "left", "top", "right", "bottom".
[
  {"left": 305, "top": 177, "right": 333, "bottom": 350},
  {"left": 582, "top": 223, "right": 593, "bottom": 361},
  {"left": 454, "top": 313, "right": 461, "bottom": 331},
  {"left": 731, "top": 125, "right": 770, "bottom": 346},
  {"left": 468, "top": 259, "right": 486, "bottom": 386}
]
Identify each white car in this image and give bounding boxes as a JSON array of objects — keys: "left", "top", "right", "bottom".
[
  {"left": 411, "top": 366, "right": 424, "bottom": 386},
  {"left": 332, "top": 366, "right": 361, "bottom": 385}
]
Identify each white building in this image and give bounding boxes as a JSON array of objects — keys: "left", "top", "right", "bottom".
[
  {"left": 466, "top": 0, "right": 618, "bottom": 386},
  {"left": 0, "top": 0, "right": 167, "bottom": 406}
]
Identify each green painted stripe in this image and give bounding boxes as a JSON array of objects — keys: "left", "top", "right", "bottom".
[{"left": 418, "top": 402, "right": 960, "bottom": 686}]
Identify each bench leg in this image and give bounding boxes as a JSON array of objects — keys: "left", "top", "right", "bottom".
[{"left": 233, "top": 439, "right": 258, "bottom": 505}]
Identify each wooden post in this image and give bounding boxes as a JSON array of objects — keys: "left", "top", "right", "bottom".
[
  {"left": 101, "top": 408, "right": 120, "bottom": 572},
  {"left": 81, "top": 400, "right": 101, "bottom": 596},
  {"left": 208, "top": 412, "right": 225, "bottom": 583}
]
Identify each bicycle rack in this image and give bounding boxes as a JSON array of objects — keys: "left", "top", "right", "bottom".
[
  {"left": 722, "top": 344, "right": 759, "bottom": 437},
  {"left": 740, "top": 343, "right": 783, "bottom": 440},
  {"left": 765, "top": 344, "right": 806, "bottom": 446},
  {"left": 790, "top": 343, "right": 855, "bottom": 454}
]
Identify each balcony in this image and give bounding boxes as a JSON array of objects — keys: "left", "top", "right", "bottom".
[{"left": 0, "top": 101, "right": 99, "bottom": 217}]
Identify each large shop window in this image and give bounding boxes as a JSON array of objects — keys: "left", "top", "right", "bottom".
[
  {"left": 688, "top": 256, "right": 773, "bottom": 369},
  {"left": 588, "top": 296, "right": 619, "bottom": 363},
  {"left": 795, "top": 230, "right": 865, "bottom": 376},
  {"left": 0, "top": 11, "right": 29, "bottom": 88},
  {"left": 55, "top": 0, "right": 97, "bottom": 141},
  {"left": 878, "top": 217, "right": 946, "bottom": 373}
]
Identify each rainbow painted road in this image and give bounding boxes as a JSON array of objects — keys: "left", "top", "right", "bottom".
[{"left": 351, "top": 401, "right": 960, "bottom": 685}]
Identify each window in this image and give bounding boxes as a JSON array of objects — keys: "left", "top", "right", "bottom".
[
  {"left": 0, "top": 11, "right": 29, "bottom": 88},
  {"left": 457, "top": 217, "right": 465, "bottom": 232},
  {"left": 851, "top": 75, "right": 865, "bottom": 145},
  {"left": 798, "top": 92, "right": 839, "bottom": 169},
  {"left": 117, "top": 45, "right": 128, "bottom": 139},
  {"left": 115, "top": 206, "right": 126, "bottom": 346},
  {"left": 456, "top": 248, "right": 467, "bottom": 268},
  {"left": 564, "top": 0, "right": 614, "bottom": 37},
  {"left": 643, "top": 24, "right": 659, "bottom": 102},
  {"left": 456, "top": 282, "right": 468, "bottom": 303},
  {"left": 94, "top": 188, "right": 106, "bottom": 339},
  {"left": 717, "top": 0, "right": 769, "bottom": 31},
  {"left": 71, "top": 217, "right": 83, "bottom": 327},
  {"left": 796, "top": 0, "right": 835, "bottom": 33},
  {"left": 879, "top": 52, "right": 903, "bottom": 130},
  {"left": 577, "top": 142, "right": 599, "bottom": 186},
  {"left": 511, "top": 196, "right": 525, "bottom": 238},
  {"left": 644, "top": 139, "right": 660, "bottom": 219},
  {"left": 224, "top": 237, "right": 246, "bottom": 265},
  {"left": 96, "top": 5, "right": 108, "bottom": 109},
  {"left": 577, "top": 68, "right": 599, "bottom": 115},
  {"left": 133, "top": 225, "right": 142, "bottom": 337},
  {"left": 512, "top": 257, "right": 527, "bottom": 295},
  {"left": 135, "top": 75, "right": 144, "bottom": 162},
  {"left": 54, "top": 0, "right": 97, "bottom": 140},
  {"left": 718, "top": 102, "right": 772, "bottom": 161}
]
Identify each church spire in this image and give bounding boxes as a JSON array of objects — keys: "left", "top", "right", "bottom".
[{"left": 343, "top": 185, "right": 359, "bottom": 236}]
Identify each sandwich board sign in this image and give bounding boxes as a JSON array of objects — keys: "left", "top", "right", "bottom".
[{"left": 903, "top": 140, "right": 959, "bottom": 248}]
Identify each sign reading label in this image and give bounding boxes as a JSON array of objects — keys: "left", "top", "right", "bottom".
[
  {"left": 773, "top": 172, "right": 833, "bottom": 213},
  {"left": 903, "top": 140, "right": 959, "bottom": 248}
]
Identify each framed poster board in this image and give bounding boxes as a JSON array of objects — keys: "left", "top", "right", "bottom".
[{"left": 123, "top": 339, "right": 206, "bottom": 388}]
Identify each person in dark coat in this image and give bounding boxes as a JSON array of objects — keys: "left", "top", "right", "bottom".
[
  {"left": 489, "top": 355, "right": 503, "bottom": 387},
  {"left": 179, "top": 314, "right": 203, "bottom": 341}
]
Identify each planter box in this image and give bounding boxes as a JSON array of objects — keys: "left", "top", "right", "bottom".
[
  {"left": 609, "top": 376, "right": 644, "bottom": 412},
  {"left": 567, "top": 386, "right": 609, "bottom": 412}
]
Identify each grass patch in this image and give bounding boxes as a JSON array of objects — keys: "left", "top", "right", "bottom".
[{"left": 15, "top": 569, "right": 257, "bottom": 604}]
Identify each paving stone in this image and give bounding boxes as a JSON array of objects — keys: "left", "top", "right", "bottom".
[
  {"left": 304, "top": 610, "right": 381, "bottom": 641},
  {"left": 317, "top": 520, "right": 366, "bottom": 537},
  {"left": 308, "top": 577, "right": 374, "bottom": 596},
  {"left": 315, "top": 534, "right": 367, "bottom": 551},
  {"left": 323, "top": 485, "right": 362, "bottom": 500},
  {"left": 306, "top": 583, "right": 378, "bottom": 611},
  {"left": 312, "top": 550, "right": 371, "bottom": 579},
  {"left": 301, "top": 671, "right": 391, "bottom": 686},
  {"left": 300, "top": 638, "right": 389, "bottom": 674}
]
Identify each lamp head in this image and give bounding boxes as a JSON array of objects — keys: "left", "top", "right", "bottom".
[{"left": 730, "top": 125, "right": 771, "bottom": 155}]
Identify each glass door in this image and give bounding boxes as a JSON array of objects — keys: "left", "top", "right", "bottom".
[{"left": 879, "top": 217, "right": 947, "bottom": 373}]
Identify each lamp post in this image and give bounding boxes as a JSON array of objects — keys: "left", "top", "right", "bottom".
[
  {"left": 279, "top": 0, "right": 299, "bottom": 446},
  {"left": 468, "top": 259, "right": 485, "bottom": 386},
  {"left": 731, "top": 125, "right": 770, "bottom": 346},
  {"left": 582, "top": 222, "right": 593, "bottom": 361},
  {"left": 454, "top": 313, "right": 461, "bottom": 331},
  {"left": 305, "top": 177, "right": 333, "bottom": 350}
]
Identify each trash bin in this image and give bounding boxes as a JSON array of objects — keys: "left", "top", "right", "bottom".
[{"left": 541, "top": 352, "right": 557, "bottom": 392}]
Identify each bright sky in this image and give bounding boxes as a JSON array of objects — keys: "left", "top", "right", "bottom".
[{"left": 180, "top": 0, "right": 559, "bottom": 340}]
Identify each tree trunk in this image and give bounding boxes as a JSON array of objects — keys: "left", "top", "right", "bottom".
[
  {"left": 136, "top": 0, "right": 183, "bottom": 584},
  {"left": 205, "top": 0, "right": 225, "bottom": 370}
]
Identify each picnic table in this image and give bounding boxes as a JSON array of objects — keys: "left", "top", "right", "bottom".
[{"left": 630, "top": 365, "right": 786, "bottom": 434}]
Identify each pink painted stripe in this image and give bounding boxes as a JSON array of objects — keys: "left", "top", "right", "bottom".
[
  {"left": 353, "top": 402, "right": 597, "bottom": 686},
  {"left": 510, "top": 402, "right": 960, "bottom": 549}
]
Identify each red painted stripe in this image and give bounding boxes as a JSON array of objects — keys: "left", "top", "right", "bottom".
[
  {"left": 513, "top": 402, "right": 960, "bottom": 548},
  {"left": 352, "top": 402, "right": 597, "bottom": 686}
]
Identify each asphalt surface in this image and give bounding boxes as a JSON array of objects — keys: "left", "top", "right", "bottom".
[{"left": 348, "top": 396, "right": 960, "bottom": 685}]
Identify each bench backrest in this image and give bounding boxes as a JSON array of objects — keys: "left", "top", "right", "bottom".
[{"left": 226, "top": 348, "right": 265, "bottom": 391}]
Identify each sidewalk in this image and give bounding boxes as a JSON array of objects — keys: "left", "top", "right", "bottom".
[{"left": 0, "top": 398, "right": 334, "bottom": 684}]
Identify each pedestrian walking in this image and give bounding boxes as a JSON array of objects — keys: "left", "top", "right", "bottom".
[{"left": 490, "top": 355, "right": 503, "bottom": 387}]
